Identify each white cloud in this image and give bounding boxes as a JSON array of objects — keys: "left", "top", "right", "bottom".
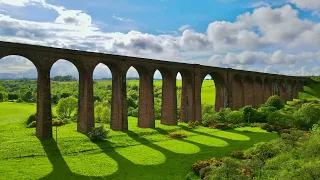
[
  {"left": 180, "top": 30, "right": 209, "bottom": 49},
  {"left": 210, "top": 50, "right": 320, "bottom": 66},
  {"left": 55, "top": 10, "right": 93, "bottom": 27},
  {"left": 0, "top": 0, "right": 40, "bottom": 6},
  {"left": 0, "top": 3, "right": 320, "bottom": 78},
  {"left": 291, "top": 0, "right": 320, "bottom": 10},
  {"left": 112, "top": 14, "right": 134, "bottom": 22},
  {"left": 250, "top": 1, "right": 270, "bottom": 8},
  {"left": 179, "top": 24, "right": 191, "bottom": 32}
]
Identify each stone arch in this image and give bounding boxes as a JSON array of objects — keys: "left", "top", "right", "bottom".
[
  {"left": 232, "top": 74, "right": 244, "bottom": 109},
  {"left": 156, "top": 68, "right": 177, "bottom": 125},
  {"left": 279, "top": 79, "right": 287, "bottom": 103},
  {"left": 244, "top": 75, "right": 254, "bottom": 106},
  {"left": 176, "top": 69, "right": 193, "bottom": 122},
  {"left": 50, "top": 59, "right": 80, "bottom": 130},
  {"left": 0, "top": 55, "right": 40, "bottom": 132},
  {"left": 286, "top": 79, "right": 293, "bottom": 100},
  {"left": 264, "top": 77, "right": 272, "bottom": 102},
  {"left": 126, "top": 65, "right": 155, "bottom": 128},
  {"left": 271, "top": 78, "right": 280, "bottom": 96},
  {"left": 92, "top": 63, "right": 113, "bottom": 127},
  {"left": 202, "top": 72, "right": 225, "bottom": 112},
  {"left": 153, "top": 69, "right": 162, "bottom": 122},
  {"left": 254, "top": 76, "right": 263, "bottom": 107}
]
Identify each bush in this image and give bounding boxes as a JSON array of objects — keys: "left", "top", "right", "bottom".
[
  {"left": 88, "top": 126, "right": 109, "bottom": 142},
  {"left": 267, "top": 111, "right": 294, "bottom": 127},
  {"left": 231, "top": 150, "right": 246, "bottom": 159},
  {"left": 191, "top": 158, "right": 222, "bottom": 175},
  {"left": 212, "top": 122, "right": 233, "bottom": 130},
  {"left": 258, "top": 106, "right": 278, "bottom": 122},
  {"left": 199, "top": 166, "right": 216, "bottom": 179},
  {"left": 16, "top": 98, "right": 23, "bottom": 103},
  {"left": 293, "top": 103, "right": 320, "bottom": 130},
  {"left": 265, "top": 95, "right": 284, "bottom": 110},
  {"left": 226, "top": 111, "right": 244, "bottom": 124},
  {"left": 27, "top": 121, "right": 36, "bottom": 128},
  {"left": 168, "top": 132, "right": 187, "bottom": 138},
  {"left": 213, "top": 108, "right": 232, "bottom": 123},
  {"left": 245, "top": 142, "right": 280, "bottom": 162},
  {"left": 188, "top": 120, "right": 201, "bottom": 128},
  {"left": 26, "top": 114, "right": 36, "bottom": 126},
  {"left": 52, "top": 119, "right": 64, "bottom": 126}
]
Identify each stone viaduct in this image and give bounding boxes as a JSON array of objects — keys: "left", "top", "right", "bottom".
[{"left": 0, "top": 41, "right": 309, "bottom": 138}]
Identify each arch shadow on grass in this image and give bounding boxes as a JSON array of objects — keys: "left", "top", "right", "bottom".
[{"left": 36, "top": 126, "right": 278, "bottom": 180}]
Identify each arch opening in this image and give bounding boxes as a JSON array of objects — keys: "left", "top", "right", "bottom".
[
  {"left": 50, "top": 59, "right": 79, "bottom": 132},
  {"left": 92, "top": 63, "right": 112, "bottom": 127},
  {"left": 153, "top": 69, "right": 162, "bottom": 124},
  {"left": 0, "top": 55, "right": 38, "bottom": 125},
  {"left": 126, "top": 66, "right": 140, "bottom": 129}
]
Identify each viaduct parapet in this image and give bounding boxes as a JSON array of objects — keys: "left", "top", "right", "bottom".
[{"left": 0, "top": 41, "right": 309, "bottom": 138}]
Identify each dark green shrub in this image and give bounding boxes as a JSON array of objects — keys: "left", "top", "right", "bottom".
[
  {"left": 168, "top": 132, "right": 187, "bottom": 138},
  {"left": 212, "top": 122, "right": 233, "bottom": 130},
  {"left": 265, "top": 95, "right": 284, "bottom": 110},
  {"left": 213, "top": 108, "right": 232, "bottom": 123},
  {"left": 26, "top": 114, "right": 36, "bottom": 126},
  {"left": 245, "top": 142, "right": 280, "bottom": 162},
  {"left": 191, "top": 158, "right": 222, "bottom": 175},
  {"left": 199, "top": 166, "right": 216, "bottom": 179},
  {"left": 202, "top": 104, "right": 215, "bottom": 127},
  {"left": 230, "top": 150, "right": 246, "bottom": 159},
  {"left": 88, "top": 126, "right": 109, "bottom": 142},
  {"left": 226, "top": 111, "right": 244, "bottom": 123},
  {"left": 191, "top": 160, "right": 210, "bottom": 175},
  {"left": 260, "top": 123, "right": 269, "bottom": 130},
  {"left": 27, "top": 121, "right": 36, "bottom": 128},
  {"left": 16, "top": 98, "right": 23, "bottom": 103},
  {"left": 267, "top": 111, "right": 294, "bottom": 127},
  {"left": 293, "top": 103, "right": 320, "bottom": 130},
  {"left": 188, "top": 120, "right": 201, "bottom": 128},
  {"left": 258, "top": 106, "right": 277, "bottom": 122}
]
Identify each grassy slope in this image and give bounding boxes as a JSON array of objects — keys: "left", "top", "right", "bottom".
[
  {"left": 299, "top": 83, "right": 320, "bottom": 100},
  {"left": 0, "top": 102, "right": 277, "bottom": 180}
]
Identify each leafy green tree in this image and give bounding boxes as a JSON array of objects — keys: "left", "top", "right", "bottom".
[
  {"left": 293, "top": 103, "right": 320, "bottom": 130},
  {"left": 94, "top": 104, "right": 111, "bottom": 124},
  {"left": 56, "top": 96, "right": 78, "bottom": 119},
  {"left": 265, "top": 95, "right": 284, "bottom": 110}
]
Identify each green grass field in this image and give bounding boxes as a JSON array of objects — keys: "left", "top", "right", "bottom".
[{"left": 0, "top": 102, "right": 277, "bottom": 179}]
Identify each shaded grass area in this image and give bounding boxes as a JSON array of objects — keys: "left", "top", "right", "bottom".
[{"left": 0, "top": 103, "right": 277, "bottom": 179}]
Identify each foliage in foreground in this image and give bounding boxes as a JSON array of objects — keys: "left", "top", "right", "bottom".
[
  {"left": 88, "top": 125, "right": 110, "bottom": 142},
  {"left": 189, "top": 125, "right": 320, "bottom": 180},
  {"left": 168, "top": 132, "right": 187, "bottom": 138}
]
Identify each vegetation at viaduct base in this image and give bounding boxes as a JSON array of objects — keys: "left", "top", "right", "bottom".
[
  {"left": 187, "top": 77, "right": 320, "bottom": 180},
  {"left": 0, "top": 76, "right": 319, "bottom": 179}
]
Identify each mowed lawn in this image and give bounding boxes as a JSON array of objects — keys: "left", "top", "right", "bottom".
[{"left": 0, "top": 102, "right": 278, "bottom": 180}]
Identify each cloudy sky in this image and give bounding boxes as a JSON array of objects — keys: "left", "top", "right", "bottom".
[{"left": 0, "top": 0, "right": 319, "bottom": 79}]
